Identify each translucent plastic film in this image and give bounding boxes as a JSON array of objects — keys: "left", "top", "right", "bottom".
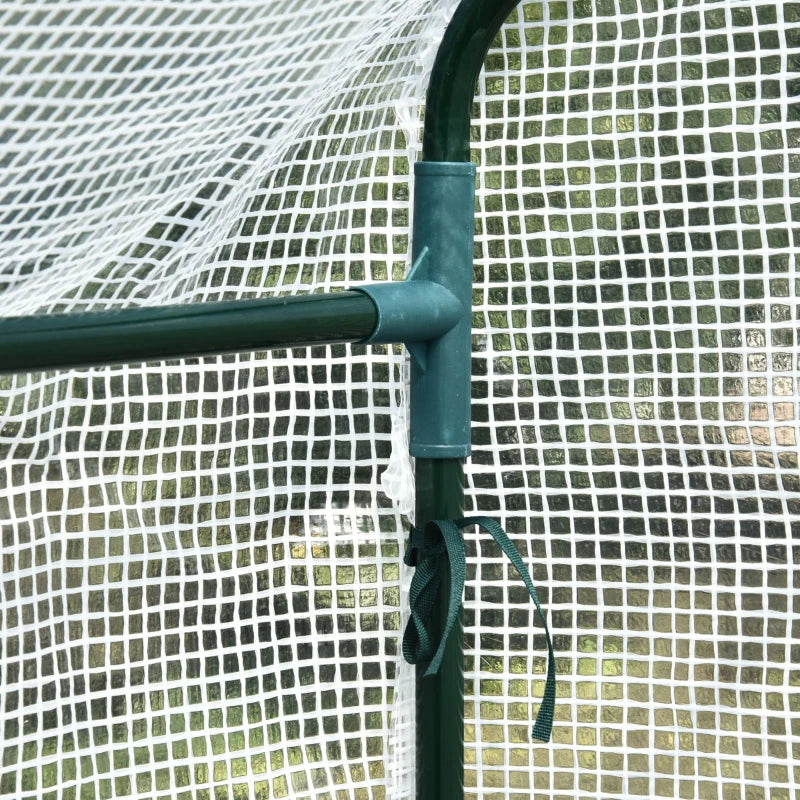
[{"left": 1, "top": 1, "right": 799, "bottom": 799}]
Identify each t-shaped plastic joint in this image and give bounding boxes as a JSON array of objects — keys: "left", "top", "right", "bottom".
[{"left": 354, "top": 161, "right": 476, "bottom": 458}]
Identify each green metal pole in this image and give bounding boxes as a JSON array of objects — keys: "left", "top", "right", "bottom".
[
  {"left": 422, "top": 0, "right": 521, "bottom": 164},
  {"left": 414, "top": 458, "right": 465, "bottom": 800},
  {"left": 414, "top": 2, "right": 521, "bottom": 799},
  {"left": 0, "top": 291, "right": 376, "bottom": 374}
]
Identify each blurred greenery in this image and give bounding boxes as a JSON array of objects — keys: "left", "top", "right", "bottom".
[{"left": 2, "top": 1, "right": 799, "bottom": 798}]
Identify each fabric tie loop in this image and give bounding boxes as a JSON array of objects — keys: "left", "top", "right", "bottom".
[
  {"left": 402, "top": 516, "right": 555, "bottom": 742},
  {"left": 402, "top": 520, "right": 467, "bottom": 676}
]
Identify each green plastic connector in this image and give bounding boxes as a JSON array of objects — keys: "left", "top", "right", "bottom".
[
  {"left": 355, "top": 160, "right": 476, "bottom": 458},
  {"left": 354, "top": 247, "right": 462, "bottom": 372}
]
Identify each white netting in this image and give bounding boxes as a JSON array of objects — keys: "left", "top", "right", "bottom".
[{"left": 1, "top": 1, "right": 799, "bottom": 798}]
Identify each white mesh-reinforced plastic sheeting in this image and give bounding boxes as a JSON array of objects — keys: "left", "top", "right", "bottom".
[{"left": 1, "top": 1, "right": 799, "bottom": 799}]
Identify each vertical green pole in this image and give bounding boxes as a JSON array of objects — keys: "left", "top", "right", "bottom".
[
  {"left": 415, "top": 458, "right": 465, "bottom": 800},
  {"left": 413, "top": 2, "right": 521, "bottom": 799}
]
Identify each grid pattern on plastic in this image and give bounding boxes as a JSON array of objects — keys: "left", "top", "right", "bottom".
[
  {"left": 1, "top": 1, "right": 799, "bottom": 799},
  {"left": 466, "top": 1, "right": 799, "bottom": 798},
  {"left": 0, "top": 1, "right": 457, "bottom": 798}
]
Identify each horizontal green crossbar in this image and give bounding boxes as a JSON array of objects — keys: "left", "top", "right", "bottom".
[{"left": 0, "top": 291, "right": 377, "bottom": 374}]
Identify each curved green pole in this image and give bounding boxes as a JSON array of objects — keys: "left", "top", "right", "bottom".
[
  {"left": 423, "top": 0, "right": 521, "bottom": 162},
  {"left": 414, "top": 2, "right": 521, "bottom": 799}
]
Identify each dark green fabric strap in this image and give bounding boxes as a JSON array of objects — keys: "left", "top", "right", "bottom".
[
  {"left": 402, "top": 516, "right": 556, "bottom": 742},
  {"left": 402, "top": 519, "right": 467, "bottom": 675}
]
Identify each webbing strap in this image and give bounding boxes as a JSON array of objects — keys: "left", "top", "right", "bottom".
[{"left": 402, "top": 516, "right": 556, "bottom": 742}]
